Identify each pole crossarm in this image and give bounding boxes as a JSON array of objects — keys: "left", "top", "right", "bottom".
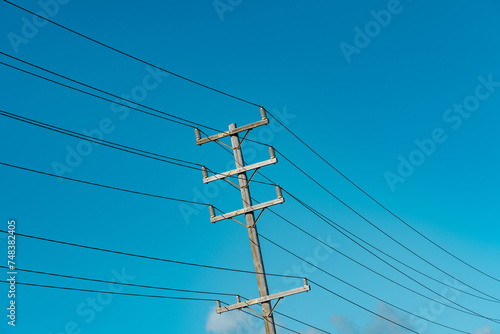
[
  {"left": 210, "top": 196, "right": 284, "bottom": 224},
  {"left": 203, "top": 157, "right": 277, "bottom": 184},
  {"left": 196, "top": 119, "right": 268, "bottom": 145},
  {"left": 216, "top": 282, "right": 311, "bottom": 314}
]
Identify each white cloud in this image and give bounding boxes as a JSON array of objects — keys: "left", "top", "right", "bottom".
[
  {"left": 474, "top": 325, "right": 498, "bottom": 334},
  {"left": 330, "top": 302, "right": 414, "bottom": 334},
  {"left": 330, "top": 315, "right": 357, "bottom": 333},
  {"left": 363, "top": 303, "right": 411, "bottom": 334},
  {"left": 205, "top": 307, "right": 264, "bottom": 334}
]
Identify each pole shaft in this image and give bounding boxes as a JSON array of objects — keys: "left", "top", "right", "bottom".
[{"left": 229, "top": 123, "right": 277, "bottom": 334}]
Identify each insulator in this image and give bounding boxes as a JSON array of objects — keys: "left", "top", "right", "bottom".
[
  {"left": 269, "top": 146, "right": 276, "bottom": 159},
  {"left": 260, "top": 107, "right": 267, "bottom": 120}
]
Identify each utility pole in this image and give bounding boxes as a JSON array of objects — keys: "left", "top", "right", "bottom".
[{"left": 195, "top": 108, "right": 310, "bottom": 334}]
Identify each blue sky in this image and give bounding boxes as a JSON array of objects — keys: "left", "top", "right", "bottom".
[{"left": 1, "top": 0, "right": 500, "bottom": 333}]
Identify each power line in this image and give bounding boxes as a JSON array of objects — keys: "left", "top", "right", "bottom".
[
  {"left": 226, "top": 167, "right": 500, "bottom": 305},
  {"left": 0, "top": 52, "right": 222, "bottom": 133},
  {"left": 273, "top": 149, "right": 500, "bottom": 302},
  {"left": 246, "top": 161, "right": 500, "bottom": 305},
  {"left": 2, "top": 265, "right": 327, "bottom": 332},
  {"left": 0, "top": 280, "right": 217, "bottom": 302},
  {"left": 1, "top": 2, "right": 261, "bottom": 108},
  {"left": 0, "top": 61, "right": 203, "bottom": 130},
  {"left": 201, "top": 145, "right": 496, "bottom": 312},
  {"left": 6, "top": 0, "right": 492, "bottom": 289},
  {"left": 285, "top": 188, "right": 500, "bottom": 305},
  {"left": 267, "top": 203, "right": 499, "bottom": 305},
  {"left": 236, "top": 295, "right": 331, "bottom": 334},
  {"left": 263, "top": 109, "right": 500, "bottom": 286},
  {"left": 272, "top": 311, "right": 330, "bottom": 334},
  {"left": 257, "top": 233, "right": 478, "bottom": 333},
  {"left": 0, "top": 229, "right": 302, "bottom": 280},
  {"left": 0, "top": 265, "right": 236, "bottom": 297},
  {"left": 280, "top": 191, "right": 500, "bottom": 323},
  {"left": 0, "top": 109, "right": 268, "bottom": 187},
  {"left": 197, "top": 129, "right": 500, "bottom": 315},
  {"left": 264, "top": 207, "right": 500, "bottom": 316},
  {"left": 0, "top": 109, "right": 202, "bottom": 170},
  {"left": 0, "top": 161, "right": 209, "bottom": 206},
  {"left": 218, "top": 301, "right": 303, "bottom": 334},
  {"left": 201, "top": 181, "right": 489, "bottom": 330},
  {"left": 4, "top": 0, "right": 493, "bottom": 324},
  {"left": 308, "top": 279, "right": 418, "bottom": 334},
  {"left": 7, "top": 95, "right": 488, "bottom": 312},
  {"left": 219, "top": 170, "right": 500, "bottom": 321},
  {"left": 0, "top": 279, "right": 303, "bottom": 333}
]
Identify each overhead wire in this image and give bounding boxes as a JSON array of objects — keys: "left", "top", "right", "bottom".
[
  {"left": 192, "top": 132, "right": 497, "bottom": 315},
  {"left": 0, "top": 279, "right": 303, "bottom": 333},
  {"left": 0, "top": 267, "right": 325, "bottom": 333},
  {"left": 0, "top": 265, "right": 236, "bottom": 297},
  {"left": 0, "top": 161, "right": 209, "bottom": 206},
  {"left": 266, "top": 204, "right": 499, "bottom": 304},
  {"left": 0, "top": 60, "right": 205, "bottom": 130},
  {"left": 277, "top": 190, "right": 500, "bottom": 321},
  {"left": 0, "top": 108, "right": 277, "bottom": 190},
  {"left": 211, "top": 167, "right": 500, "bottom": 319},
  {"left": 0, "top": 51, "right": 224, "bottom": 132},
  {"left": 263, "top": 109, "right": 500, "bottom": 286},
  {"left": 3, "top": 1, "right": 497, "bottom": 327},
  {"left": 281, "top": 188, "right": 500, "bottom": 305},
  {"left": 197, "top": 130, "right": 500, "bottom": 305},
  {"left": 203, "top": 195, "right": 485, "bottom": 330},
  {"left": 257, "top": 233, "right": 485, "bottom": 333},
  {"left": 0, "top": 109, "right": 202, "bottom": 170},
  {"left": 269, "top": 149, "right": 500, "bottom": 302},
  {"left": 0, "top": 280, "right": 219, "bottom": 302},
  {"left": 4, "top": 0, "right": 495, "bottom": 288},
  {"left": 4, "top": 97, "right": 488, "bottom": 309},
  {"left": 308, "top": 279, "right": 419, "bottom": 334},
  {"left": 0, "top": 232, "right": 318, "bottom": 332},
  {"left": 2, "top": 1, "right": 261, "bottom": 108},
  {"left": 218, "top": 301, "right": 303, "bottom": 334},
  {"left": 0, "top": 229, "right": 302, "bottom": 280}
]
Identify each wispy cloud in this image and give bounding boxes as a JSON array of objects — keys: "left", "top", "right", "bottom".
[
  {"left": 474, "top": 325, "right": 498, "bottom": 334},
  {"left": 205, "top": 307, "right": 264, "bottom": 334},
  {"left": 331, "top": 315, "right": 357, "bottom": 333},
  {"left": 331, "top": 302, "right": 414, "bottom": 334}
]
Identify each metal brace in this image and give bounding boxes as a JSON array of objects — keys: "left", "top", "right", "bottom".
[
  {"left": 268, "top": 297, "right": 283, "bottom": 318},
  {"left": 251, "top": 208, "right": 267, "bottom": 228},
  {"left": 234, "top": 129, "right": 251, "bottom": 150}
]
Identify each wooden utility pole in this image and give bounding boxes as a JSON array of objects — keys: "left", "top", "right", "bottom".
[
  {"left": 195, "top": 108, "right": 310, "bottom": 334},
  {"left": 228, "top": 122, "right": 276, "bottom": 333}
]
